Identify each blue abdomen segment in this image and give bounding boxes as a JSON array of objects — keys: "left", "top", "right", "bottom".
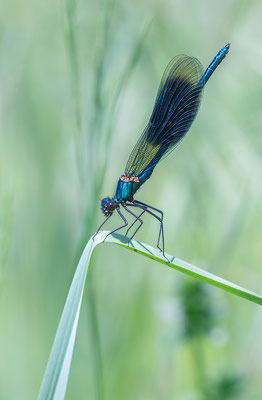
[{"left": 200, "top": 43, "right": 230, "bottom": 85}]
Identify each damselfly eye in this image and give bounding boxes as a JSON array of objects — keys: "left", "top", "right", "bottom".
[{"left": 107, "top": 201, "right": 116, "bottom": 212}]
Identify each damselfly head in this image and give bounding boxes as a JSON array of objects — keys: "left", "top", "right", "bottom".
[{"left": 101, "top": 197, "right": 116, "bottom": 216}]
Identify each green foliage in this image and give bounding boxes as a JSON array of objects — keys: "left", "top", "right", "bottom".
[
  {"left": 179, "top": 281, "right": 216, "bottom": 338},
  {"left": 207, "top": 374, "right": 244, "bottom": 400}
]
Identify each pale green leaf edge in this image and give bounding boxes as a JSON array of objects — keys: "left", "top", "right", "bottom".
[{"left": 38, "top": 230, "right": 262, "bottom": 400}]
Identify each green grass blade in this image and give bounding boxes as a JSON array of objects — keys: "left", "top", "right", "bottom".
[
  {"left": 38, "top": 230, "right": 262, "bottom": 400},
  {"left": 105, "top": 232, "right": 262, "bottom": 305},
  {"left": 37, "top": 238, "right": 96, "bottom": 400}
]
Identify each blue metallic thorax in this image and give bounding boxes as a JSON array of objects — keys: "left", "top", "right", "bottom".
[
  {"left": 114, "top": 178, "right": 130, "bottom": 201},
  {"left": 114, "top": 169, "right": 153, "bottom": 202},
  {"left": 200, "top": 43, "right": 230, "bottom": 85}
]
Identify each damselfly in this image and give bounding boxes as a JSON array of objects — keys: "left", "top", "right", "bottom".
[{"left": 98, "top": 44, "right": 230, "bottom": 256}]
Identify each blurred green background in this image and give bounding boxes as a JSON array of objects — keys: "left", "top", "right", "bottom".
[{"left": 1, "top": 0, "right": 262, "bottom": 399}]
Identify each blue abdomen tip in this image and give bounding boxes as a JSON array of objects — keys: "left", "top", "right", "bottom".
[{"left": 225, "top": 43, "right": 230, "bottom": 52}]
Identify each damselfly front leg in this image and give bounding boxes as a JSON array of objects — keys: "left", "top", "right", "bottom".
[
  {"left": 103, "top": 208, "right": 128, "bottom": 242},
  {"left": 93, "top": 214, "right": 112, "bottom": 241}
]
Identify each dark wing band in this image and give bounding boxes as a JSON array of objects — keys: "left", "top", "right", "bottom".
[{"left": 125, "top": 55, "right": 204, "bottom": 178}]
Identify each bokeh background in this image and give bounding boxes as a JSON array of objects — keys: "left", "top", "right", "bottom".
[{"left": 1, "top": 0, "right": 262, "bottom": 399}]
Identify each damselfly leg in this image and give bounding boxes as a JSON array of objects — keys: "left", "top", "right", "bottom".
[
  {"left": 93, "top": 214, "right": 112, "bottom": 241},
  {"left": 125, "top": 210, "right": 146, "bottom": 236},
  {"left": 134, "top": 200, "right": 164, "bottom": 251},
  {"left": 127, "top": 202, "right": 164, "bottom": 251},
  {"left": 103, "top": 208, "right": 128, "bottom": 242},
  {"left": 132, "top": 202, "right": 166, "bottom": 258},
  {"left": 122, "top": 203, "right": 143, "bottom": 245},
  {"left": 124, "top": 201, "right": 166, "bottom": 259}
]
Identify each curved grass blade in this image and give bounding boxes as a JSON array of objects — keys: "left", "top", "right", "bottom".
[
  {"left": 107, "top": 232, "right": 262, "bottom": 305},
  {"left": 38, "top": 231, "right": 262, "bottom": 400},
  {"left": 37, "top": 237, "right": 96, "bottom": 400}
]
